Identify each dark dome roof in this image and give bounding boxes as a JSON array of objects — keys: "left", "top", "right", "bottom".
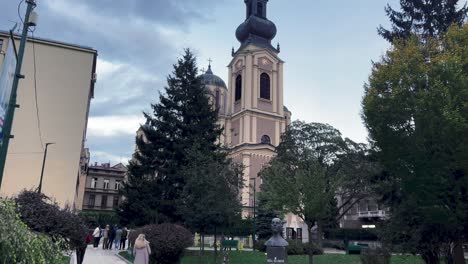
[
  {"left": 200, "top": 65, "right": 227, "bottom": 89},
  {"left": 236, "top": 15, "right": 277, "bottom": 45}
]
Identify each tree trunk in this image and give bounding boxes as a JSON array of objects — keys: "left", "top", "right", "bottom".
[
  {"left": 421, "top": 250, "right": 440, "bottom": 264},
  {"left": 452, "top": 241, "right": 465, "bottom": 264},
  {"left": 307, "top": 224, "right": 314, "bottom": 264},
  {"left": 316, "top": 221, "right": 323, "bottom": 250},
  {"left": 214, "top": 227, "right": 218, "bottom": 264},
  {"left": 199, "top": 232, "right": 204, "bottom": 264}
]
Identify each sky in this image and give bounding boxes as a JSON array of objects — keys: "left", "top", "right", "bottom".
[{"left": 0, "top": 0, "right": 396, "bottom": 165}]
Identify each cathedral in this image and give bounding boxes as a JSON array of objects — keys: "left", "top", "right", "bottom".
[{"left": 200, "top": 0, "right": 294, "bottom": 222}]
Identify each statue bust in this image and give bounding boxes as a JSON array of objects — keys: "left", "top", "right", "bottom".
[{"left": 265, "top": 218, "right": 289, "bottom": 247}]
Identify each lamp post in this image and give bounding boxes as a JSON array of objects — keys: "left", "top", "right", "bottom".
[
  {"left": 250, "top": 177, "right": 257, "bottom": 251},
  {"left": 0, "top": 0, "right": 37, "bottom": 190},
  {"left": 38, "top": 142, "right": 55, "bottom": 193}
]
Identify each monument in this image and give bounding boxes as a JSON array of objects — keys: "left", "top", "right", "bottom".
[{"left": 265, "top": 218, "right": 289, "bottom": 263}]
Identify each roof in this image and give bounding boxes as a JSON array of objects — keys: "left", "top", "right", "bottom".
[
  {"left": 200, "top": 65, "right": 227, "bottom": 89},
  {"left": 0, "top": 30, "right": 96, "bottom": 53}
]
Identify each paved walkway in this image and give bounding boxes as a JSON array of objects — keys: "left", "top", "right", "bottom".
[{"left": 72, "top": 245, "right": 128, "bottom": 264}]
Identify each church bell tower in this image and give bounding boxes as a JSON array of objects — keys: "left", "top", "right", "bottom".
[{"left": 225, "top": 0, "right": 291, "bottom": 217}]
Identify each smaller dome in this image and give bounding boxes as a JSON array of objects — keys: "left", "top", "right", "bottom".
[{"left": 200, "top": 65, "right": 227, "bottom": 89}]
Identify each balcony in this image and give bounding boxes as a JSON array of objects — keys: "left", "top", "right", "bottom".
[
  {"left": 85, "top": 187, "right": 119, "bottom": 194},
  {"left": 358, "top": 210, "right": 387, "bottom": 219},
  {"left": 82, "top": 205, "right": 115, "bottom": 211}
]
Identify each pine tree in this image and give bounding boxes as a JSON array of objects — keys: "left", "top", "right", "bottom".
[
  {"left": 256, "top": 195, "right": 277, "bottom": 240},
  {"left": 378, "top": 0, "right": 467, "bottom": 43},
  {"left": 119, "top": 49, "right": 223, "bottom": 226}
]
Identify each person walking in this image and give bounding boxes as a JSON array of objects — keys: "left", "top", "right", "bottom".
[
  {"left": 107, "top": 225, "right": 116, "bottom": 250},
  {"left": 77, "top": 231, "right": 93, "bottom": 264},
  {"left": 120, "top": 227, "right": 128, "bottom": 250},
  {"left": 102, "top": 225, "right": 110, "bottom": 249},
  {"left": 133, "top": 234, "right": 151, "bottom": 264},
  {"left": 92, "top": 226, "right": 101, "bottom": 248},
  {"left": 115, "top": 227, "right": 123, "bottom": 250}
]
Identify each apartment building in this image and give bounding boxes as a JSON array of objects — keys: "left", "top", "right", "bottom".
[
  {"left": 81, "top": 162, "right": 126, "bottom": 211},
  {"left": 0, "top": 31, "right": 97, "bottom": 207}
]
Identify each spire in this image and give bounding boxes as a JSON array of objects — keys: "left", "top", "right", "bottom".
[
  {"left": 236, "top": 0, "right": 278, "bottom": 53},
  {"left": 206, "top": 58, "right": 213, "bottom": 74}
]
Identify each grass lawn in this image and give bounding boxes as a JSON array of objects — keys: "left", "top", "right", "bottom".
[
  {"left": 121, "top": 251, "right": 429, "bottom": 264},
  {"left": 180, "top": 251, "right": 426, "bottom": 264},
  {"left": 61, "top": 255, "right": 71, "bottom": 264}
]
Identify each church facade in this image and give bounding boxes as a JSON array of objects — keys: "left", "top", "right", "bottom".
[{"left": 200, "top": 0, "right": 309, "bottom": 239}]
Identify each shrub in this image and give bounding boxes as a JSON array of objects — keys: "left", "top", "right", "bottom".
[
  {"left": 254, "top": 239, "right": 267, "bottom": 252},
  {"left": 361, "top": 247, "right": 391, "bottom": 264},
  {"left": 0, "top": 198, "right": 63, "bottom": 263},
  {"left": 79, "top": 211, "right": 119, "bottom": 228},
  {"left": 304, "top": 242, "right": 324, "bottom": 255},
  {"left": 285, "top": 240, "right": 324, "bottom": 255},
  {"left": 130, "top": 224, "right": 193, "bottom": 264},
  {"left": 15, "top": 190, "right": 88, "bottom": 251},
  {"left": 322, "top": 240, "right": 345, "bottom": 250},
  {"left": 326, "top": 228, "right": 379, "bottom": 241},
  {"left": 286, "top": 239, "right": 305, "bottom": 255}
]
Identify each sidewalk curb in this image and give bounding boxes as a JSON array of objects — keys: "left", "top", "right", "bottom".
[{"left": 116, "top": 252, "right": 133, "bottom": 264}]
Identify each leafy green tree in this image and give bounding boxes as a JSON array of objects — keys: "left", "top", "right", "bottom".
[
  {"left": 261, "top": 121, "right": 377, "bottom": 264},
  {"left": 362, "top": 25, "right": 468, "bottom": 264},
  {"left": 119, "top": 49, "right": 223, "bottom": 226},
  {"left": 0, "top": 198, "right": 64, "bottom": 264},
  {"left": 178, "top": 146, "right": 243, "bottom": 262},
  {"left": 378, "top": 0, "right": 467, "bottom": 43}
]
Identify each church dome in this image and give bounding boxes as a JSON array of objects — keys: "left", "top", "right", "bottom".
[
  {"left": 236, "top": 15, "right": 277, "bottom": 44},
  {"left": 234, "top": 0, "right": 278, "bottom": 53},
  {"left": 200, "top": 65, "right": 227, "bottom": 89}
]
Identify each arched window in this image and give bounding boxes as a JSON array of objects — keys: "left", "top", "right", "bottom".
[
  {"left": 261, "top": 135, "right": 271, "bottom": 144},
  {"left": 235, "top": 75, "right": 242, "bottom": 102},
  {"left": 260, "top": 73, "right": 270, "bottom": 100},
  {"left": 257, "top": 3, "right": 264, "bottom": 17},
  {"left": 215, "top": 90, "right": 220, "bottom": 110}
]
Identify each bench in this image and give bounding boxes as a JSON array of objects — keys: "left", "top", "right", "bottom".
[
  {"left": 221, "top": 240, "right": 239, "bottom": 251},
  {"left": 347, "top": 244, "right": 368, "bottom": 255}
]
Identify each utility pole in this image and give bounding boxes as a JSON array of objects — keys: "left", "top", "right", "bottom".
[
  {"left": 38, "top": 143, "right": 55, "bottom": 193},
  {"left": 0, "top": 0, "right": 37, "bottom": 190},
  {"left": 250, "top": 177, "right": 257, "bottom": 251}
]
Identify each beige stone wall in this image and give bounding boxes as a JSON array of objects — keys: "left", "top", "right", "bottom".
[{"left": 0, "top": 34, "right": 96, "bottom": 208}]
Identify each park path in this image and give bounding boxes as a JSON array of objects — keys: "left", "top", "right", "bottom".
[{"left": 71, "top": 244, "right": 128, "bottom": 264}]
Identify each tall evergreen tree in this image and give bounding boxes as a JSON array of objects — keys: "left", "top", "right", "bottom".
[
  {"left": 378, "top": 0, "right": 467, "bottom": 43},
  {"left": 119, "top": 49, "right": 223, "bottom": 226}
]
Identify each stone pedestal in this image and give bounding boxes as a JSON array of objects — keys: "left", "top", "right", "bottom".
[{"left": 265, "top": 218, "right": 289, "bottom": 264}]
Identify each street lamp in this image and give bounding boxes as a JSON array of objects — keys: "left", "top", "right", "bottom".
[
  {"left": 250, "top": 177, "right": 257, "bottom": 251},
  {"left": 38, "top": 142, "right": 55, "bottom": 193}
]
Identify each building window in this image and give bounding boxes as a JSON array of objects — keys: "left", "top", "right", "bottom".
[
  {"left": 257, "top": 3, "right": 264, "bottom": 17},
  {"left": 297, "top": 228, "right": 303, "bottom": 240},
  {"left": 215, "top": 90, "right": 220, "bottom": 110},
  {"left": 88, "top": 194, "right": 95, "bottom": 207},
  {"left": 286, "top": 228, "right": 294, "bottom": 240},
  {"left": 260, "top": 73, "right": 270, "bottom": 100},
  {"left": 103, "top": 179, "right": 110, "bottom": 190},
  {"left": 261, "top": 135, "right": 271, "bottom": 144},
  {"left": 101, "top": 195, "right": 108, "bottom": 208},
  {"left": 113, "top": 196, "right": 120, "bottom": 208},
  {"left": 0, "top": 39, "right": 3, "bottom": 51},
  {"left": 91, "top": 178, "right": 98, "bottom": 189},
  {"left": 115, "top": 180, "right": 121, "bottom": 190},
  {"left": 235, "top": 75, "right": 242, "bottom": 102}
]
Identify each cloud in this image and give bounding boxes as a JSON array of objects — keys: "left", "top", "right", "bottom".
[
  {"left": 87, "top": 115, "right": 144, "bottom": 137},
  {"left": 91, "top": 151, "right": 128, "bottom": 165}
]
